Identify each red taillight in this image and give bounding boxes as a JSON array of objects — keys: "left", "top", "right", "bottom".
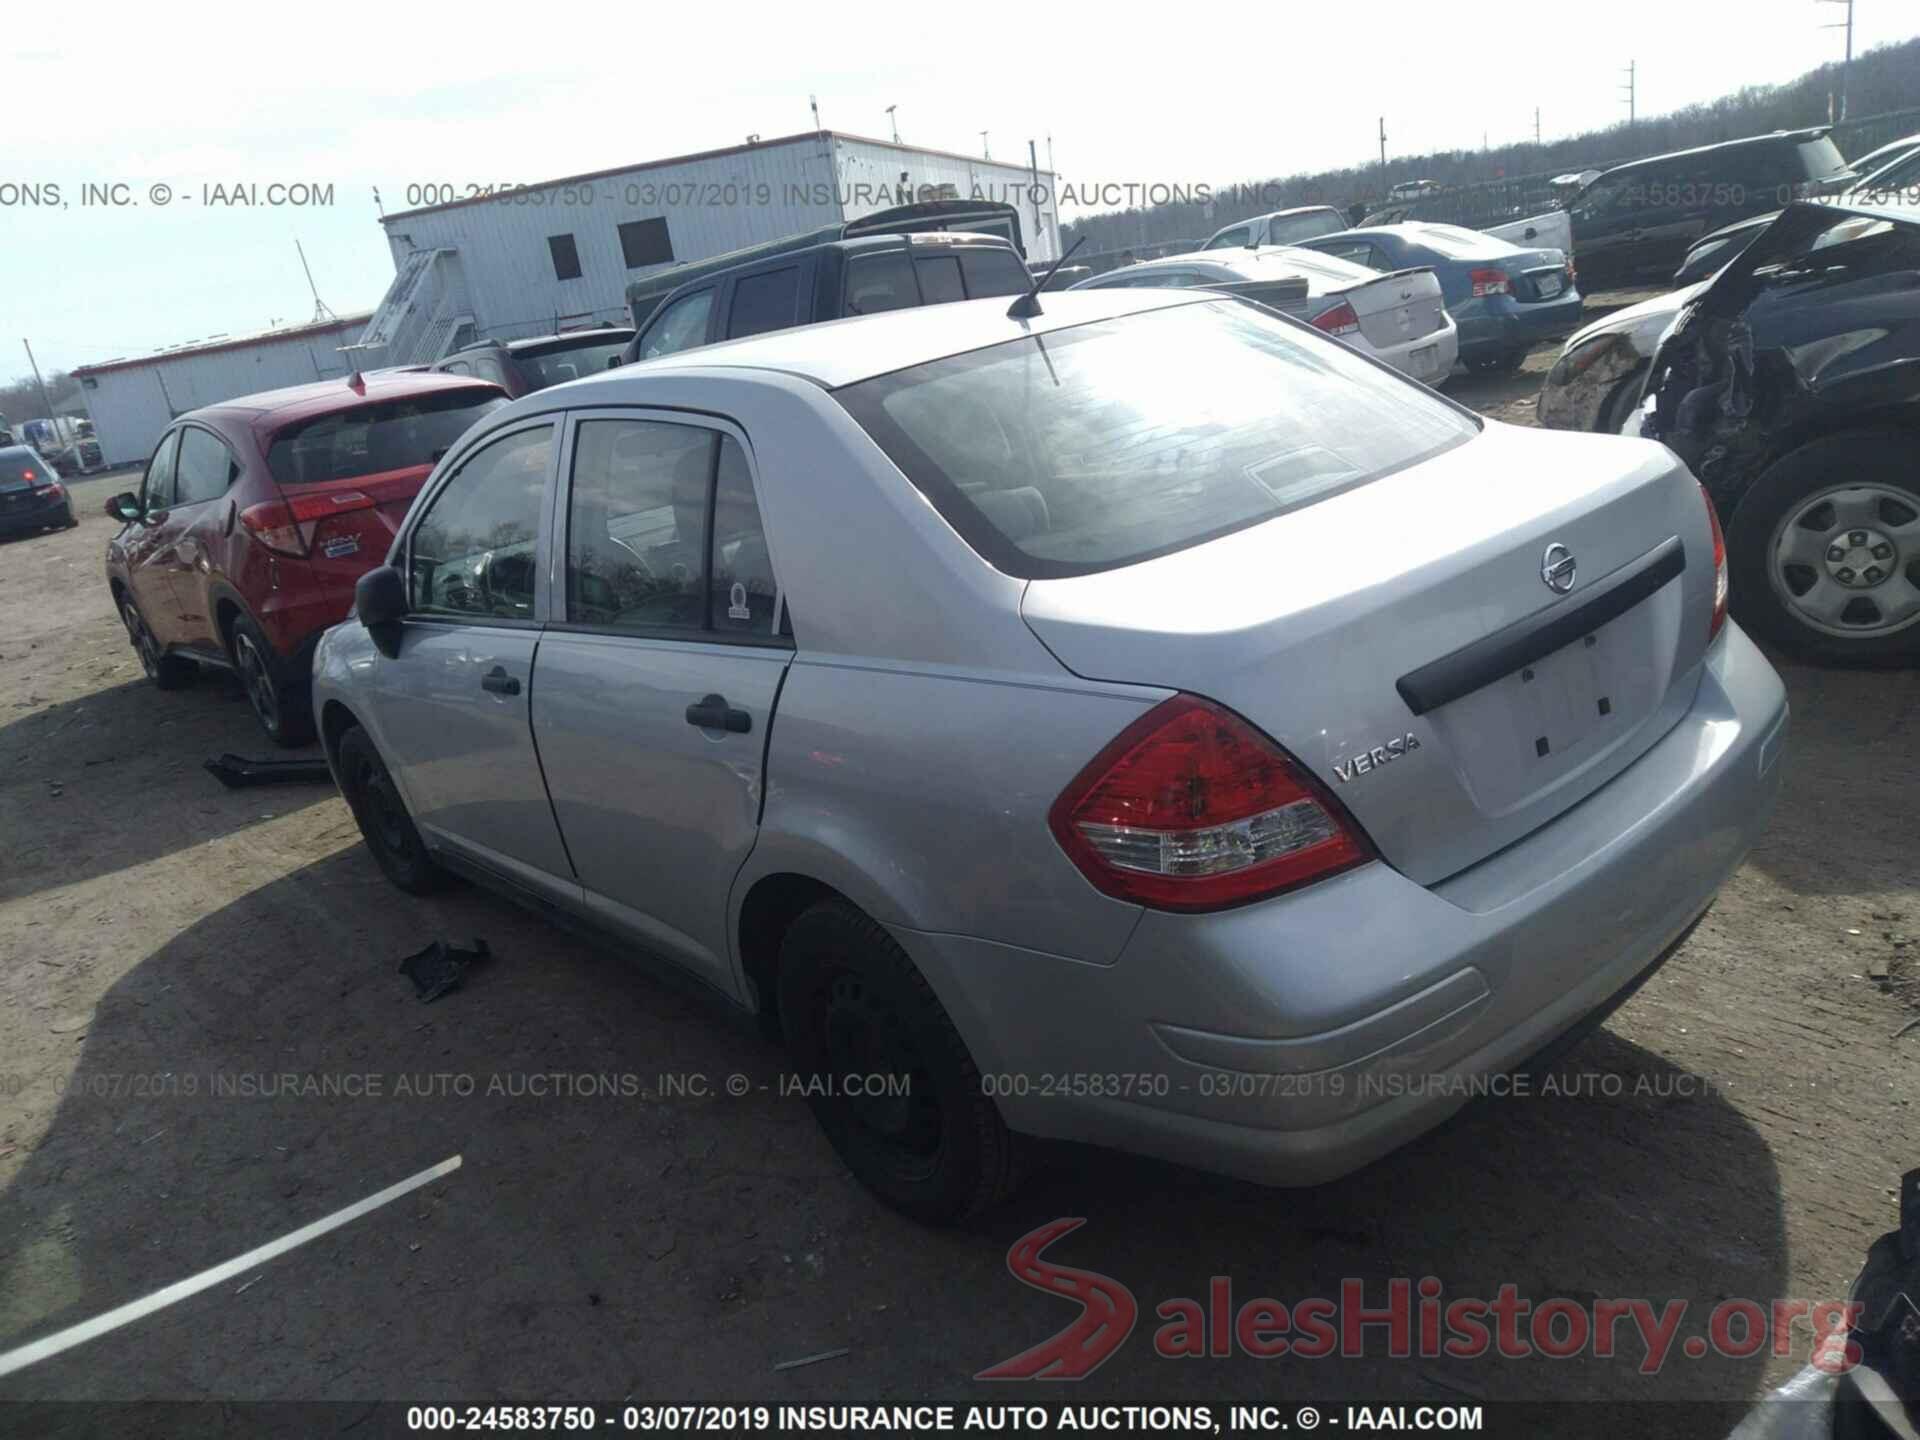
[
  {"left": 1049, "top": 695, "right": 1373, "bottom": 912},
  {"left": 240, "top": 489, "right": 377, "bottom": 557},
  {"left": 22, "top": 469, "right": 37, "bottom": 482},
  {"left": 1470, "top": 267, "right": 1512, "bottom": 298},
  {"left": 1701, "top": 482, "right": 1729, "bottom": 639},
  {"left": 1310, "top": 301, "right": 1362, "bottom": 338}
]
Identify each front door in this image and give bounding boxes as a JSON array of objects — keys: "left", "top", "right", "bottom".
[
  {"left": 123, "top": 431, "right": 190, "bottom": 645},
  {"left": 532, "top": 413, "right": 791, "bottom": 994},
  {"left": 369, "top": 419, "right": 575, "bottom": 896}
]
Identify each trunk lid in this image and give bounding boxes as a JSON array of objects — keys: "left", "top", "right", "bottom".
[
  {"left": 1019, "top": 421, "right": 1716, "bottom": 886},
  {"left": 292, "top": 463, "right": 433, "bottom": 580},
  {"left": 1339, "top": 267, "right": 1448, "bottom": 347},
  {"left": 1504, "top": 246, "right": 1574, "bottom": 303}
]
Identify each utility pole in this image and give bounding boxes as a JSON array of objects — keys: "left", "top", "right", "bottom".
[
  {"left": 885, "top": 104, "right": 899, "bottom": 143},
  {"left": 980, "top": 130, "right": 990, "bottom": 159},
  {"left": 1378, "top": 116, "right": 1387, "bottom": 172},
  {"left": 1620, "top": 60, "right": 1636, "bottom": 128},
  {"left": 1818, "top": 0, "right": 1854, "bottom": 123},
  {"left": 22, "top": 339, "right": 56, "bottom": 422},
  {"left": 1535, "top": 107, "right": 1542, "bottom": 144}
]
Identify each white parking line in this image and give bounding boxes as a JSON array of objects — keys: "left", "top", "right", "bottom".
[{"left": 0, "top": 1154, "right": 462, "bottom": 1380}]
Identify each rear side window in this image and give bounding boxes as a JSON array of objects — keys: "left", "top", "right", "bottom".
[
  {"left": 727, "top": 267, "right": 801, "bottom": 339},
  {"left": 957, "top": 248, "right": 1030, "bottom": 298},
  {"left": 409, "top": 426, "right": 553, "bottom": 620},
  {"left": 838, "top": 300, "right": 1477, "bottom": 579},
  {"left": 174, "top": 426, "right": 237, "bottom": 505},
  {"left": 563, "top": 421, "right": 781, "bottom": 638},
  {"left": 843, "top": 252, "right": 919, "bottom": 315},
  {"left": 914, "top": 255, "right": 964, "bottom": 303},
  {"left": 268, "top": 391, "right": 506, "bottom": 485}
]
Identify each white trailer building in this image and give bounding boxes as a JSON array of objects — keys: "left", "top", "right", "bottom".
[
  {"left": 358, "top": 130, "right": 1059, "bottom": 367},
  {"left": 72, "top": 314, "right": 372, "bottom": 468}
]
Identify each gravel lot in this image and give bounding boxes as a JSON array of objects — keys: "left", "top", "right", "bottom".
[{"left": 0, "top": 324, "right": 1914, "bottom": 1429}]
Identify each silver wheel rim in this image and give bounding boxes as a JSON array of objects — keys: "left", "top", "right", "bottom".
[
  {"left": 1768, "top": 482, "right": 1920, "bottom": 640},
  {"left": 235, "top": 633, "right": 279, "bottom": 732}
]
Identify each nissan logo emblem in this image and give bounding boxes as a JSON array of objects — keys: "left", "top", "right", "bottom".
[{"left": 1542, "top": 543, "right": 1578, "bottom": 594}]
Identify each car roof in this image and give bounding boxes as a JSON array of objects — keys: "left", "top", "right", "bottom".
[
  {"left": 185, "top": 370, "right": 505, "bottom": 433},
  {"left": 1598, "top": 127, "right": 1834, "bottom": 177},
  {"left": 511, "top": 290, "right": 1213, "bottom": 399},
  {"left": 502, "top": 328, "right": 636, "bottom": 355}
]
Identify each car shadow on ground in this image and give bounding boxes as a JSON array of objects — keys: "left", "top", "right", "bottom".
[
  {"left": 0, "top": 844, "right": 1784, "bottom": 1423},
  {"left": 0, "top": 673, "right": 330, "bottom": 905}
]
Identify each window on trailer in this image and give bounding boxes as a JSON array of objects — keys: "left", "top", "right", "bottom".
[
  {"left": 549, "top": 234, "right": 583, "bottom": 282},
  {"left": 619, "top": 218, "right": 676, "bottom": 268}
]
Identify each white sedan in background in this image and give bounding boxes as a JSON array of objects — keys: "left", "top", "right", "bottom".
[{"left": 1072, "top": 246, "right": 1459, "bottom": 385}]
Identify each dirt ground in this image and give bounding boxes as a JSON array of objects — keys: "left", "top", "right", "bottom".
[{"left": 0, "top": 327, "right": 1915, "bottom": 1430}]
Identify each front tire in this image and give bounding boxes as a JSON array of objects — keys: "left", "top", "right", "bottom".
[
  {"left": 1726, "top": 431, "right": 1920, "bottom": 664},
  {"left": 119, "top": 595, "right": 196, "bottom": 690},
  {"left": 230, "top": 614, "right": 315, "bottom": 745},
  {"left": 777, "top": 900, "right": 1020, "bottom": 1224},
  {"left": 335, "top": 725, "right": 449, "bottom": 895}
]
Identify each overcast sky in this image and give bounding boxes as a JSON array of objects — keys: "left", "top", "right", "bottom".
[{"left": 7, "top": 0, "right": 1912, "bottom": 376}]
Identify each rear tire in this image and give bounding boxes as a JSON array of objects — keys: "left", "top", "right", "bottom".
[
  {"left": 777, "top": 900, "right": 1020, "bottom": 1224},
  {"left": 335, "top": 725, "right": 450, "bottom": 895},
  {"left": 230, "top": 614, "right": 315, "bottom": 746},
  {"left": 119, "top": 595, "right": 195, "bottom": 690},
  {"left": 1725, "top": 430, "right": 1920, "bottom": 665}
]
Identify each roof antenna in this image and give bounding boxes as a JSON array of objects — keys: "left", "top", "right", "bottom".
[{"left": 1007, "top": 235, "right": 1087, "bottom": 320}]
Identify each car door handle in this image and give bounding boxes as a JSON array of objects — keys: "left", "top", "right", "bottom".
[
  {"left": 481, "top": 665, "right": 521, "bottom": 696},
  {"left": 685, "top": 693, "right": 751, "bottom": 734}
]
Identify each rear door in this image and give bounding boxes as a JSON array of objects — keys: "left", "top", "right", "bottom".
[
  {"left": 123, "top": 431, "right": 188, "bottom": 643},
  {"left": 370, "top": 419, "right": 576, "bottom": 896},
  {"left": 532, "top": 411, "right": 791, "bottom": 994}
]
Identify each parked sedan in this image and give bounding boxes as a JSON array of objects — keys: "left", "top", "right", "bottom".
[
  {"left": 1295, "top": 224, "right": 1581, "bottom": 371},
  {"left": 0, "top": 445, "right": 78, "bottom": 537},
  {"left": 1070, "top": 246, "right": 1458, "bottom": 385},
  {"left": 1639, "top": 199, "right": 1920, "bottom": 664},
  {"left": 315, "top": 288, "right": 1786, "bottom": 1222}
]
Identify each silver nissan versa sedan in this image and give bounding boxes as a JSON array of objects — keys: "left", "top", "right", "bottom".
[{"left": 312, "top": 288, "right": 1789, "bottom": 1223}]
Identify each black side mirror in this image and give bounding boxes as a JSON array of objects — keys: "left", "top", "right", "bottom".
[
  {"left": 355, "top": 565, "right": 408, "bottom": 657},
  {"left": 107, "top": 492, "right": 140, "bottom": 521}
]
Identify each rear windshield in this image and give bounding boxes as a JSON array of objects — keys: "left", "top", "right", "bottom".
[
  {"left": 267, "top": 390, "right": 506, "bottom": 485},
  {"left": 516, "top": 341, "right": 629, "bottom": 388},
  {"left": 837, "top": 300, "right": 1477, "bottom": 579},
  {"left": 1797, "top": 136, "right": 1849, "bottom": 181},
  {"left": 1267, "top": 211, "right": 1348, "bottom": 245}
]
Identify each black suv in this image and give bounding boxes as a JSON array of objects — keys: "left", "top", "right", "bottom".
[
  {"left": 431, "top": 327, "right": 634, "bottom": 399},
  {"left": 1565, "top": 128, "right": 1853, "bottom": 291},
  {"left": 621, "top": 232, "right": 1031, "bottom": 365}
]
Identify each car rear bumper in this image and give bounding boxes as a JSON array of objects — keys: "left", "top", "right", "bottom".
[
  {"left": 1365, "top": 313, "right": 1460, "bottom": 386},
  {"left": 0, "top": 490, "right": 71, "bottom": 533},
  {"left": 1458, "top": 292, "right": 1585, "bottom": 354},
  {"left": 893, "top": 621, "right": 1787, "bottom": 1186}
]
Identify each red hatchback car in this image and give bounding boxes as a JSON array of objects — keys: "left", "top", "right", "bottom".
[{"left": 105, "top": 371, "right": 506, "bottom": 743}]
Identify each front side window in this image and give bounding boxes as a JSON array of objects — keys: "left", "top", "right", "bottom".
[
  {"left": 1204, "top": 226, "right": 1252, "bottom": 250},
  {"left": 838, "top": 300, "right": 1478, "bottom": 580},
  {"left": 641, "top": 289, "right": 714, "bottom": 359},
  {"left": 174, "top": 426, "right": 236, "bottom": 505},
  {"left": 408, "top": 426, "right": 553, "bottom": 620},
  {"left": 142, "top": 432, "right": 180, "bottom": 511}
]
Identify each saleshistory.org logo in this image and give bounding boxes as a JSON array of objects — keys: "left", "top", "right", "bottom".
[{"left": 976, "top": 1220, "right": 1864, "bottom": 1381}]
